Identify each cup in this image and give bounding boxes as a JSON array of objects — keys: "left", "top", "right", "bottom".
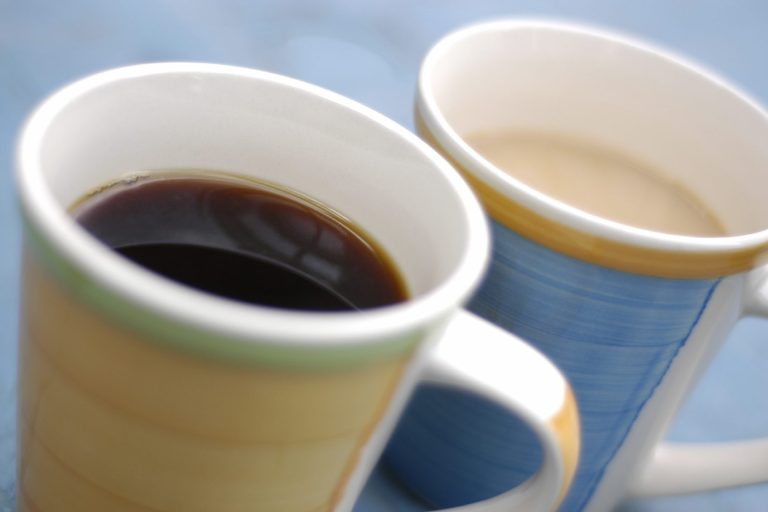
[
  {"left": 14, "top": 63, "right": 578, "bottom": 512},
  {"left": 384, "top": 19, "right": 768, "bottom": 512}
]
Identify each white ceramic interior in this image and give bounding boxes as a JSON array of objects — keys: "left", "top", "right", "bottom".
[
  {"left": 17, "top": 63, "right": 489, "bottom": 345},
  {"left": 418, "top": 20, "right": 768, "bottom": 250}
]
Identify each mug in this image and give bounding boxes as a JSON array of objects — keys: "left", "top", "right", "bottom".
[
  {"left": 384, "top": 20, "right": 768, "bottom": 512},
  {"left": 14, "top": 63, "right": 579, "bottom": 512}
]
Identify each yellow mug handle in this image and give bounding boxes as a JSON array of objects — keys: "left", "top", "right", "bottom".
[{"left": 421, "top": 310, "right": 580, "bottom": 511}]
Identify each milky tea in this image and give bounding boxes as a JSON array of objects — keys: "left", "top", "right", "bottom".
[{"left": 464, "top": 131, "right": 726, "bottom": 237}]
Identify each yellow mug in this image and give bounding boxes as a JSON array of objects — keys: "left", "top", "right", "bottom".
[{"left": 15, "top": 63, "right": 578, "bottom": 512}]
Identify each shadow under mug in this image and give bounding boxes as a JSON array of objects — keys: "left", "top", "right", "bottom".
[
  {"left": 14, "top": 63, "right": 578, "bottom": 512},
  {"left": 383, "top": 19, "right": 768, "bottom": 512}
]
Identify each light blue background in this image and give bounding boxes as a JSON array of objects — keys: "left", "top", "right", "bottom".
[{"left": 1, "top": 1, "right": 767, "bottom": 511}]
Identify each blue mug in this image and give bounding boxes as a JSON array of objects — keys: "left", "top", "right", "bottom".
[{"left": 383, "top": 20, "right": 768, "bottom": 512}]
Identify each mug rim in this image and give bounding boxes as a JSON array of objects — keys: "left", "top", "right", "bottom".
[
  {"left": 16, "top": 62, "right": 490, "bottom": 356},
  {"left": 417, "top": 19, "right": 768, "bottom": 273}
]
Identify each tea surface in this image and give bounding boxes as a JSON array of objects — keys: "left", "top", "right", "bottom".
[{"left": 464, "top": 131, "right": 726, "bottom": 236}]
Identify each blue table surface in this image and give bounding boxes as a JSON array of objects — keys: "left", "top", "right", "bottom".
[{"left": 2, "top": 1, "right": 768, "bottom": 511}]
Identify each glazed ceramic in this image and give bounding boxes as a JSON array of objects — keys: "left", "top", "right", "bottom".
[
  {"left": 15, "top": 63, "right": 578, "bottom": 512},
  {"left": 386, "top": 20, "right": 768, "bottom": 512}
]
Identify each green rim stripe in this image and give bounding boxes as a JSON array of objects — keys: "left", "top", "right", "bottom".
[{"left": 22, "top": 214, "right": 422, "bottom": 369}]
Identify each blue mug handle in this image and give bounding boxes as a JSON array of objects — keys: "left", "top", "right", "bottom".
[{"left": 631, "top": 269, "right": 768, "bottom": 496}]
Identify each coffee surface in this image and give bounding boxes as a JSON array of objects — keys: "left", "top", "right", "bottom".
[
  {"left": 464, "top": 131, "right": 726, "bottom": 236},
  {"left": 74, "top": 172, "right": 407, "bottom": 311}
]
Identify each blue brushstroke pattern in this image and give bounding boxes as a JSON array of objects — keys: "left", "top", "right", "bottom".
[{"left": 385, "top": 221, "right": 718, "bottom": 511}]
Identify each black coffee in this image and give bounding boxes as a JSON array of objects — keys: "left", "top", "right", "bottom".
[{"left": 73, "top": 172, "right": 407, "bottom": 311}]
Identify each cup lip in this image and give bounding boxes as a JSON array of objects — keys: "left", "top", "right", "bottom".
[
  {"left": 417, "top": 18, "right": 768, "bottom": 256},
  {"left": 16, "top": 62, "right": 490, "bottom": 349}
]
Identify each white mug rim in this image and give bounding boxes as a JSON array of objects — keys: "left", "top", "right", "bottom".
[
  {"left": 16, "top": 62, "right": 490, "bottom": 349},
  {"left": 418, "top": 18, "right": 768, "bottom": 256}
]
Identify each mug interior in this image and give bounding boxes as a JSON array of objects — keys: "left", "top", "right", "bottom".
[
  {"left": 18, "top": 63, "right": 488, "bottom": 344},
  {"left": 421, "top": 22, "right": 768, "bottom": 237}
]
